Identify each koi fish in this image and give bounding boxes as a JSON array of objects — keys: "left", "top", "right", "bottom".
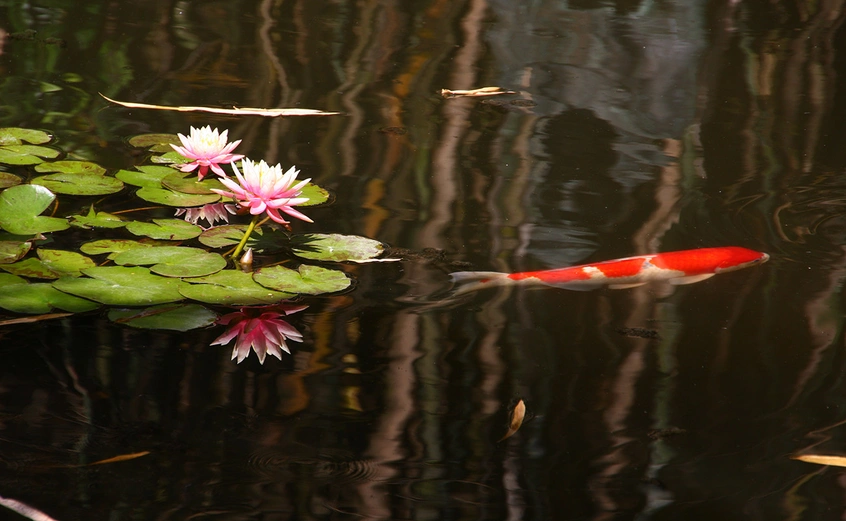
[{"left": 450, "top": 247, "right": 769, "bottom": 294}]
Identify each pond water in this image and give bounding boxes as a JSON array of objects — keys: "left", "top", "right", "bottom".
[{"left": 3, "top": 0, "right": 846, "bottom": 519}]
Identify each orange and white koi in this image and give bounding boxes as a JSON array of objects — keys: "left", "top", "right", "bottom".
[{"left": 450, "top": 247, "right": 769, "bottom": 294}]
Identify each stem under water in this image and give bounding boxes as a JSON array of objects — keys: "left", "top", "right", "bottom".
[{"left": 232, "top": 215, "right": 260, "bottom": 259}]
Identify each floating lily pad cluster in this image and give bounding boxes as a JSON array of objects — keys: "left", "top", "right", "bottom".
[{"left": 0, "top": 127, "right": 388, "bottom": 332}]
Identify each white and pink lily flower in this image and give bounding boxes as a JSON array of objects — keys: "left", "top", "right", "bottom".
[
  {"left": 170, "top": 126, "right": 244, "bottom": 180},
  {"left": 174, "top": 202, "right": 237, "bottom": 228}
]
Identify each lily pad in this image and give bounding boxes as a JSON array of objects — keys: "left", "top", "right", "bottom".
[
  {"left": 291, "top": 233, "right": 385, "bottom": 262},
  {"left": 0, "top": 147, "right": 43, "bottom": 165},
  {"left": 115, "top": 166, "right": 175, "bottom": 188},
  {"left": 52, "top": 266, "right": 188, "bottom": 306},
  {"left": 69, "top": 207, "right": 126, "bottom": 229},
  {"left": 0, "top": 281, "right": 100, "bottom": 314},
  {"left": 0, "top": 173, "right": 22, "bottom": 188},
  {"left": 0, "top": 185, "right": 69, "bottom": 235},
  {"left": 198, "top": 225, "right": 287, "bottom": 252},
  {"left": 37, "top": 249, "right": 96, "bottom": 277},
  {"left": 109, "top": 303, "right": 217, "bottom": 331},
  {"left": 126, "top": 219, "right": 203, "bottom": 240},
  {"left": 135, "top": 187, "right": 220, "bottom": 207},
  {"left": 1, "top": 258, "right": 61, "bottom": 279},
  {"left": 1, "top": 144, "right": 60, "bottom": 160},
  {"left": 299, "top": 183, "right": 330, "bottom": 206},
  {"left": 0, "top": 241, "right": 30, "bottom": 264},
  {"left": 80, "top": 239, "right": 173, "bottom": 257},
  {"left": 253, "top": 264, "right": 351, "bottom": 295},
  {"left": 128, "top": 133, "right": 180, "bottom": 149},
  {"left": 151, "top": 151, "right": 190, "bottom": 165},
  {"left": 112, "top": 246, "right": 226, "bottom": 278},
  {"left": 180, "top": 270, "right": 294, "bottom": 305},
  {"left": 162, "top": 172, "right": 224, "bottom": 195},
  {"left": 32, "top": 173, "right": 124, "bottom": 195},
  {"left": 0, "top": 128, "right": 51, "bottom": 146},
  {"left": 35, "top": 161, "right": 107, "bottom": 175}
]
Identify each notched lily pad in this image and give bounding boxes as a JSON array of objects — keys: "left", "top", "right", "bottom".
[
  {"left": 128, "top": 133, "right": 181, "bottom": 150},
  {"left": 291, "top": 233, "right": 385, "bottom": 262},
  {"left": 151, "top": 151, "right": 190, "bottom": 165},
  {"left": 80, "top": 239, "right": 173, "bottom": 257},
  {"left": 135, "top": 187, "right": 220, "bottom": 207},
  {"left": 1, "top": 258, "right": 61, "bottom": 279},
  {"left": 198, "top": 225, "right": 287, "bottom": 253},
  {"left": 299, "top": 183, "right": 330, "bottom": 206},
  {"left": 34, "top": 161, "right": 107, "bottom": 175},
  {"left": 69, "top": 206, "right": 126, "bottom": 229},
  {"left": 53, "top": 266, "right": 188, "bottom": 306},
  {"left": 37, "top": 249, "right": 96, "bottom": 277},
  {"left": 126, "top": 219, "right": 203, "bottom": 240},
  {"left": 112, "top": 246, "right": 226, "bottom": 278},
  {"left": 116, "top": 167, "right": 174, "bottom": 188},
  {"left": 0, "top": 281, "right": 100, "bottom": 314},
  {"left": 0, "top": 128, "right": 51, "bottom": 146},
  {"left": 180, "top": 270, "right": 294, "bottom": 305},
  {"left": 32, "top": 173, "right": 124, "bottom": 196},
  {"left": 162, "top": 172, "right": 224, "bottom": 194},
  {"left": 109, "top": 303, "right": 217, "bottom": 331},
  {"left": 253, "top": 264, "right": 351, "bottom": 295},
  {"left": 0, "top": 185, "right": 69, "bottom": 235}
]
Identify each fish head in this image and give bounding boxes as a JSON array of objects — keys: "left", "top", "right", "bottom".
[{"left": 713, "top": 247, "right": 770, "bottom": 273}]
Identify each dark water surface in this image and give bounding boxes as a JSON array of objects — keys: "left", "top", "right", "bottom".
[{"left": 3, "top": 0, "right": 846, "bottom": 519}]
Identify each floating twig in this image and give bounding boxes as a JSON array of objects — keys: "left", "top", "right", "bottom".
[{"left": 100, "top": 94, "right": 341, "bottom": 118}]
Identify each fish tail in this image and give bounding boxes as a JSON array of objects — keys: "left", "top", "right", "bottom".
[{"left": 449, "top": 271, "right": 513, "bottom": 295}]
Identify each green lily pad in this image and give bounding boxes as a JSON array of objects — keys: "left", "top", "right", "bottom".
[
  {"left": 115, "top": 166, "right": 175, "bottom": 188},
  {"left": 1, "top": 258, "right": 61, "bottom": 279},
  {"left": 108, "top": 303, "right": 217, "bottom": 331},
  {"left": 0, "top": 281, "right": 100, "bottom": 313},
  {"left": 112, "top": 246, "right": 226, "bottom": 278},
  {"left": 0, "top": 173, "right": 22, "bottom": 189},
  {"left": 198, "top": 225, "right": 287, "bottom": 253},
  {"left": 69, "top": 206, "right": 126, "bottom": 229},
  {"left": 0, "top": 147, "right": 43, "bottom": 165},
  {"left": 135, "top": 187, "right": 220, "bottom": 207},
  {"left": 299, "top": 183, "right": 330, "bottom": 206},
  {"left": 52, "top": 266, "right": 188, "bottom": 306},
  {"left": 80, "top": 239, "right": 173, "bottom": 257},
  {"left": 151, "top": 151, "right": 190, "bottom": 165},
  {"left": 291, "top": 233, "right": 385, "bottom": 262},
  {"left": 32, "top": 173, "right": 124, "bottom": 196},
  {"left": 0, "top": 185, "right": 69, "bottom": 235},
  {"left": 128, "top": 133, "right": 180, "bottom": 149},
  {"left": 253, "top": 264, "right": 351, "bottom": 295},
  {"left": 34, "top": 161, "right": 107, "bottom": 175},
  {"left": 180, "top": 270, "right": 294, "bottom": 305},
  {"left": 0, "top": 128, "right": 51, "bottom": 146},
  {"left": 37, "top": 249, "right": 96, "bottom": 277},
  {"left": 126, "top": 219, "right": 203, "bottom": 240},
  {"left": 0, "top": 241, "right": 30, "bottom": 264},
  {"left": 162, "top": 172, "right": 224, "bottom": 195},
  {"left": 2, "top": 144, "right": 60, "bottom": 158}
]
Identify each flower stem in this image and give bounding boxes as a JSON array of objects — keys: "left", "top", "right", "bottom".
[{"left": 232, "top": 215, "right": 260, "bottom": 259}]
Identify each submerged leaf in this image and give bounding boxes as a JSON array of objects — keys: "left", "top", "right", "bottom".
[
  {"left": 109, "top": 304, "right": 217, "bottom": 331},
  {"left": 253, "top": 264, "right": 351, "bottom": 295}
]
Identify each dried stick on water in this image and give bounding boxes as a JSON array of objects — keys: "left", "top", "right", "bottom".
[{"left": 0, "top": 496, "right": 60, "bottom": 521}]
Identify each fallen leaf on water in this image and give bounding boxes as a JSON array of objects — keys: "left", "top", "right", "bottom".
[
  {"left": 441, "top": 86, "right": 516, "bottom": 99},
  {"left": 100, "top": 94, "right": 341, "bottom": 118},
  {"left": 499, "top": 399, "right": 526, "bottom": 441},
  {"left": 88, "top": 451, "right": 151, "bottom": 466},
  {"left": 791, "top": 454, "right": 846, "bottom": 467},
  {"left": 0, "top": 313, "right": 73, "bottom": 326}
]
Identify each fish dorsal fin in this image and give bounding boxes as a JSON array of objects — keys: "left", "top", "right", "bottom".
[
  {"left": 669, "top": 273, "right": 715, "bottom": 285},
  {"left": 607, "top": 282, "right": 647, "bottom": 290}
]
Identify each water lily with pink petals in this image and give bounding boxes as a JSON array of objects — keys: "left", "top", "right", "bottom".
[
  {"left": 175, "top": 202, "right": 237, "bottom": 227},
  {"left": 211, "top": 304, "right": 307, "bottom": 364},
  {"left": 171, "top": 126, "right": 244, "bottom": 180},
  {"left": 211, "top": 158, "right": 312, "bottom": 225}
]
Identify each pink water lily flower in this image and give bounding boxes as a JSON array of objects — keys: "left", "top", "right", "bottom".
[
  {"left": 211, "top": 158, "right": 313, "bottom": 225},
  {"left": 211, "top": 304, "right": 307, "bottom": 364},
  {"left": 170, "top": 126, "right": 244, "bottom": 180},
  {"left": 175, "top": 202, "right": 237, "bottom": 228}
]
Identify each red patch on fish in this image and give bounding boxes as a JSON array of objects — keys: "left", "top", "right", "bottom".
[
  {"left": 591, "top": 257, "right": 648, "bottom": 278},
  {"left": 648, "top": 247, "right": 765, "bottom": 274}
]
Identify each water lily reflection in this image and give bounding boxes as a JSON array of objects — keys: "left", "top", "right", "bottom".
[
  {"left": 175, "top": 202, "right": 237, "bottom": 227},
  {"left": 171, "top": 126, "right": 244, "bottom": 180},
  {"left": 211, "top": 304, "right": 307, "bottom": 364},
  {"left": 212, "top": 158, "right": 312, "bottom": 225}
]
